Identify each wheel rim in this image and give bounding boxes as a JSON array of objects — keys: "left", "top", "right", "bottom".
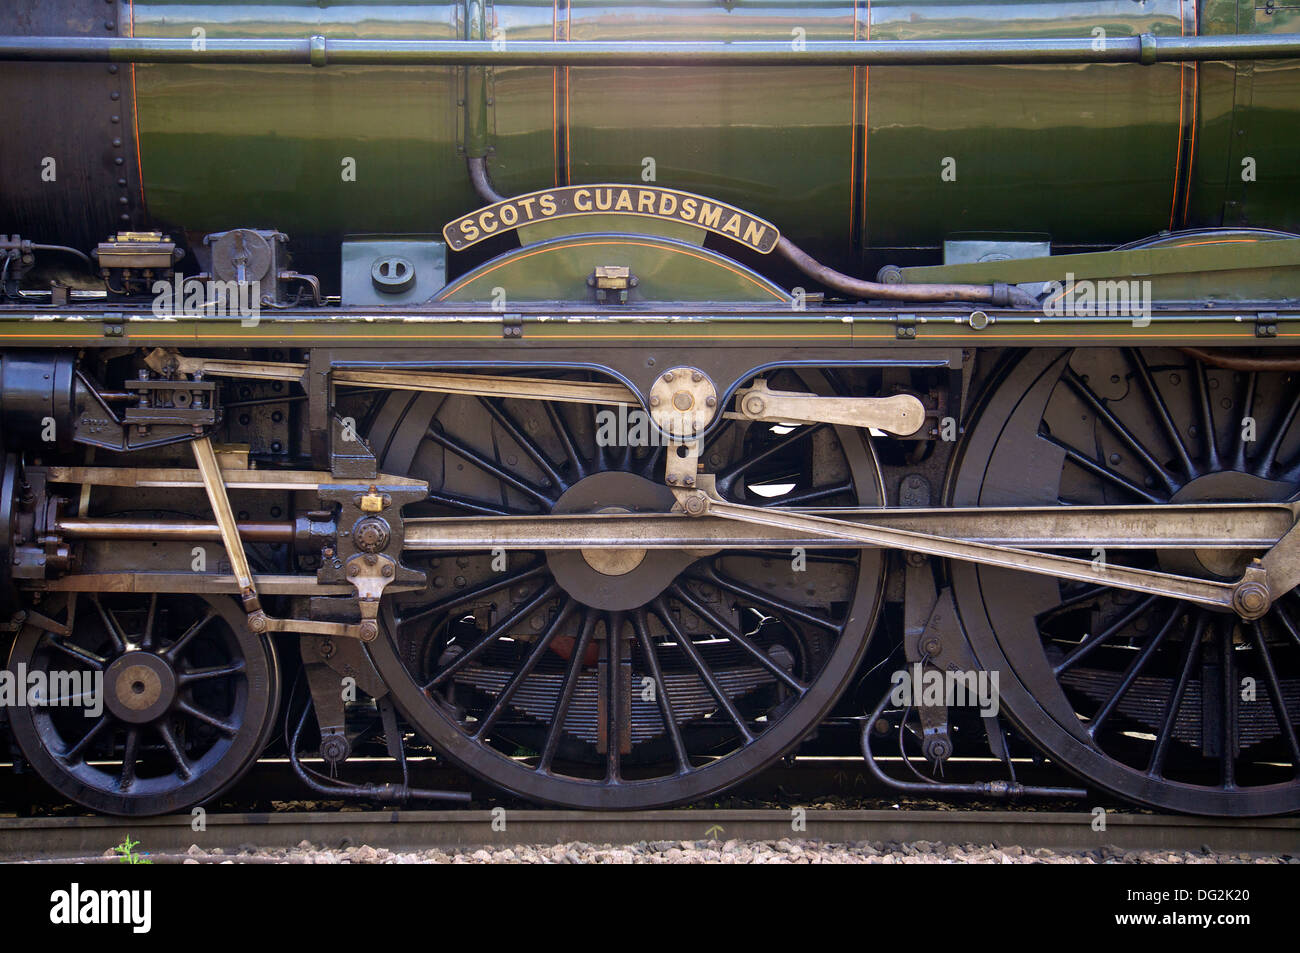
[
  {"left": 949, "top": 348, "right": 1300, "bottom": 815},
  {"left": 363, "top": 369, "right": 885, "bottom": 808},
  {"left": 7, "top": 593, "right": 277, "bottom": 816}
]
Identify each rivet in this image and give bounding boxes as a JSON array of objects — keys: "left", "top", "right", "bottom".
[
  {"left": 112, "top": 137, "right": 123, "bottom": 148},
  {"left": 111, "top": 115, "right": 120, "bottom": 123},
  {"left": 105, "top": 20, "right": 116, "bottom": 30},
  {"left": 110, "top": 91, "right": 120, "bottom": 101}
]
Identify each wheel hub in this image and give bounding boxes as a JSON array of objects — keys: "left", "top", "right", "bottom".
[
  {"left": 104, "top": 651, "right": 176, "bottom": 724},
  {"left": 546, "top": 471, "right": 691, "bottom": 610},
  {"left": 1166, "top": 470, "right": 1295, "bottom": 579}
]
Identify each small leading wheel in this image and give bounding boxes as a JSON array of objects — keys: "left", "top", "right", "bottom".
[
  {"left": 363, "top": 370, "right": 885, "bottom": 809},
  {"left": 7, "top": 592, "right": 278, "bottom": 816},
  {"left": 950, "top": 348, "right": 1300, "bottom": 815}
]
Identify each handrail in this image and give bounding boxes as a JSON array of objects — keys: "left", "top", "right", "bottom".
[{"left": 2, "top": 33, "right": 1299, "bottom": 67}]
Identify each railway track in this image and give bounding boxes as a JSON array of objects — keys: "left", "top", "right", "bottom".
[{"left": 4, "top": 807, "right": 1297, "bottom": 863}]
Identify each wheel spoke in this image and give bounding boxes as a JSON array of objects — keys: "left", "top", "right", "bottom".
[
  {"left": 544, "top": 401, "right": 589, "bottom": 481},
  {"left": 401, "top": 562, "right": 548, "bottom": 629},
  {"left": 140, "top": 593, "right": 159, "bottom": 651},
  {"left": 1272, "top": 599, "right": 1300, "bottom": 651},
  {"left": 1128, "top": 349, "right": 1197, "bottom": 479},
  {"left": 1054, "top": 594, "right": 1161, "bottom": 675},
  {"left": 1147, "top": 613, "right": 1204, "bottom": 778},
  {"left": 1194, "top": 359, "right": 1222, "bottom": 472},
  {"left": 537, "top": 609, "right": 597, "bottom": 774},
  {"left": 156, "top": 720, "right": 194, "bottom": 780},
  {"left": 160, "top": 607, "right": 218, "bottom": 662},
  {"left": 424, "top": 425, "right": 557, "bottom": 507},
  {"left": 604, "top": 612, "right": 627, "bottom": 782},
  {"left": 472, "top": 598, "right": 577, "bottom": 740},
  {"left": 692, "top": 563, "right": 839, "bottom": 633},
  {"left": 717, "top": 423, "right": 826, "bottom": 484},
  {"left": 671, "top": 583, "right": 808, "bottom": 693},
  {"left": 479, "top": 396, "right": 568, "bottom": 492},
  {"left": 631, "top": 609, "right": 691, "bottom": 776},
  {"left": 1087, "top": 607, "right": 1179, "bottom": 738},
  {"left": 754, "top": 480, "right": 854, "bottom": 507},
  {"left": 1219, "top": 620, "right": 1237, "bottom": 789},
  {"left": 1036, "top": 584, "right": 1112, "bottom": 623},
  {"left": 1255, "top": 388, "right": 1300, "bottom": 478},
  {"left": 422, "top": 583, "right": 560, "bottom": 690},
  {"left": 1037, "top": 432, "right": 1165, "bottom": 503},
  {"left": 89, "top": 595, "right": 128, "bottom": 653},
  {"left": 41, "top": 632, "right": 106, "bottom": 671},
  {"left": 1063, "top": 366, "right": 1179, "bottom": 495},
  {"left": 177, "top": 699, "right": 239, "bottom": 736},
  {"left": 119, "top": 728, "right": 140, "bottom": 791},
  {"left": 655, "top": 594, "right": 755, "bottom": 744},
  {"left": 58, "top": 715, "right": 110, "bottom": 764},
  {"left": 1231, "top": 371, "right": 1259, "bottom": 472},
  {"left": 425, "top": 492, "right": 517, "bottom": 516},
  {"left": 177, "top": 659, "right": 246, "bottom": 686},
  {"left": 1250, "top": 620, "right": 1300, "bottom": 771}
]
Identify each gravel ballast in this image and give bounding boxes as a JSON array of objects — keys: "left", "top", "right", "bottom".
[{"left": 160, "top": 839, "right": 1296, "bottom": 864}]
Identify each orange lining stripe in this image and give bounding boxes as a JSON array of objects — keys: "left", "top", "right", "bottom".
[
  {"left": 1182, "top": 1, "right": 1200, "bottom": 223},
  {"left": 564, "top": 0, "right": 572, "bottom": 186},
  {"left": 1169, "top": 0, "right": 1186, "bottom": 230},
  {"left": 129, "top": 0, "right": 146, "bottom": 213},
  {"left": 436, "top": 239, "right": 788, "bottom": 302},
  {"left": 849, "top": 0, "right": 858, "bottom": 241},
  {"left": 552, "top": 0, "right": 559, "bottom": 187},
  {"left": 862, "top": 1, "right": 870, "bottom": 243}
]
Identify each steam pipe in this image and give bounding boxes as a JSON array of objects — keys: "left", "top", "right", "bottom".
[
  {"left": 4, "top": 34, "right": 1300, "bottom": 66},
  {"left": 467, "top": 159, "right": 1039, "bottom": 307},
  {"left": 775, "top": 237, "right": 1039, "bottom": 307}
]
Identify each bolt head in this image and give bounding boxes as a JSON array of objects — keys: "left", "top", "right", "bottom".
[{"left": 1234, "top": 582, "right": 1270, "bottom": 618}]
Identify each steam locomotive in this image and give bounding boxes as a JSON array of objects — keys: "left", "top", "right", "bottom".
[{"left": 1, "top": 0, "right": 1299, "bottom": 818}]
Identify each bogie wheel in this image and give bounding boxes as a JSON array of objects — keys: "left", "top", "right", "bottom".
[
  {"left": 7, "top": 592, "right": 279, "bottom": 816},
  {"left": 363, "top": 369, "right": 885, "bottom": 808},
  {"left": 949, "top": 348, "right": 1300, "bottom": 815}
]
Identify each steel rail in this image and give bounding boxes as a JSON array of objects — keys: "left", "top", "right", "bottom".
[
  {"left": 400, "top": 503, "right": 1294, "bottom": 551},
  {"left": 3, "top": 34, "right": 1300, "bottom": 66},
  {"left": 2, "top": 808, "right": 1296, "bottom": 860}
]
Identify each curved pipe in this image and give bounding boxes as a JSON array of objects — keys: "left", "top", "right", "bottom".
[
  {"left": 31, "top": 243, "right": 93, "bottom": 269},
  {"left": 1180, "top": 346, "right": 1300, "bottom": 373},
  {"left": 468, "top": 156, "right": 505, "bottom": 204},
  {"left": 466, "top": 159, "right": 1038, "bottom": 308},
  {"left": 775, "top": 237, "right": 1038, "bottom": 308}
]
